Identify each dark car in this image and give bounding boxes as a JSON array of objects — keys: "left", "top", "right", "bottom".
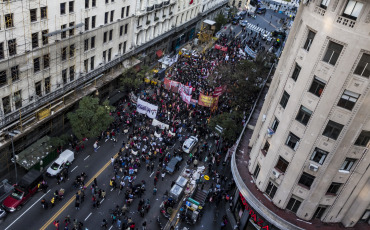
[
  {"left": 256, "top": 8, "right": 266, "bottom": 14},
  {"left": 232, "top": 16, "right": 241, "bottom": 25}
]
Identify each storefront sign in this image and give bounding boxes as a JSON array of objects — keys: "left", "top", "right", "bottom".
[{"left": 239, "top": 192, "right": 270, "bottom": 230}]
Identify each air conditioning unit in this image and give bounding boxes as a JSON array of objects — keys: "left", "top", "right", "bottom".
[
  {"left": 309, "top": 163, "right": 319, "bottom": 172},
  {"left": 262, "top": 114, "right": 266, "bottom": 122},
  {"left": 272, "top": 169, "right": 280, "bottom": 178}
]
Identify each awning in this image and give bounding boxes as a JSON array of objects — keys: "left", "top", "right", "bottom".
[
  {"left": 156, "top": 49, "right": 163, "bottom": 58},
  {"left": 16, "top": 136, "right": 51, "bottom": 170}
]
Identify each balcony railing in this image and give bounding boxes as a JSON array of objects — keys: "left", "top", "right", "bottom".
[
  {"left": 336, "top": 16, "right": 356, "bottom": 28},
  {"left": 155, "top": 3, "right": 163, "bottom": 9},
  {"left": 147, "top": 5, "right": 154, "bottom": 12},
  {"left": 314, "top": 6, "right": 326, "bottom": 16},
  {"left": 163, "top": 1, "right": 170, "bottom": 6}
]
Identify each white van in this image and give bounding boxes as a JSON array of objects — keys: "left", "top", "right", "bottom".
[
  {"left": 46, "top": 149, "right": 74, "bottom": 177},
  {"left": 182, "top": 136, "right": 198, "bottom": 153}
]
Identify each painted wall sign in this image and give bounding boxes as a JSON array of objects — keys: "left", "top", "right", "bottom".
[{"left": 239, "top": 192, "right": 270, "bottom": 230}]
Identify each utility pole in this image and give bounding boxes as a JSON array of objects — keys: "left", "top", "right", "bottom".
[{"left": 7, "top": 130, "right": 21, "bottom": 184}]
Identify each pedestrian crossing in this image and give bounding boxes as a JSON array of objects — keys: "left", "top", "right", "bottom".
[{"left": 246, "top": 23, "right": 271, "bottom": 36}]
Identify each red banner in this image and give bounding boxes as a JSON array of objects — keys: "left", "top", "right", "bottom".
[
  {"left": 215, "top": 44, "right": 228, "bottom": 52},
  {"left": 213, "top": 85, "right": 227, "bottom": 96}
]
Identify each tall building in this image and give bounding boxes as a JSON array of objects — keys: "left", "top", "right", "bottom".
[
  {"left": 231, "top": 0, "right": 370, "bottom": 229},
  {"left": 0, "top": 0, "right": 227, "bottom": 176}
]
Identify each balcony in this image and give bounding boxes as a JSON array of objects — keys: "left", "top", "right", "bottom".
[
  {"left": 169, "top": 11, "right": 173, "bottom": 16},
  {"left": 314, "top": 6, "right": 326, "bottom": 16},
  {"left": 336, "top": 16, "right": 356, "bottom": 28},
  {"left": 154, "top": 17, "right": 159, "bottom": 21},
  {"left": 155, "top": 3, "right": 163, "bottom": 9},
  {"left": 147, "top": 5, "right": 154, "bottom": 12},
  {"left": 163, "top": 0, "right": 170, "bottom": 6}
]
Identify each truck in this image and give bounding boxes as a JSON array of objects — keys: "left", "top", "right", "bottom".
[{"left": 2, "top": 170, "right": 43, "bottom": 212}]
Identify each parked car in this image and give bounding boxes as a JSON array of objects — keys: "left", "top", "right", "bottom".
[
  {"left": 256, "top": 8, "right": 266, "bottom": 14},
  {"left": 240, "top": 20, "right": 248, "bottom": 27},
  {"left": 0, "top": 207, "right": 7, "bottom": 222},
  {"left": 46, "top": 149, "right": 74, "bottom": 177},
  {"left": 237, "top": 11, "right": 247, "bottom": 19},
  {"left": 182, "top": 136, "right": 198, "bottom": 153},
  {"left": 2, "top": 170, "right": 43, "bottom": 212}
]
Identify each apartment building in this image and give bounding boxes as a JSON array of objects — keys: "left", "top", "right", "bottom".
[
  {"left": 230, "top": 0, "right": 370, "bottom": 229},
  {"left": 0, "top": 0, "right": 228, "bottom": 176}
]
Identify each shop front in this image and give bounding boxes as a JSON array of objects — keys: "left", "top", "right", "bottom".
[{"left": 232, "top": 191, "right": 278, "bottom": 230}]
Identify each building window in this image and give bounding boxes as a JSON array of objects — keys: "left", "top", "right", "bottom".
[
  {"left": 13, "top": 90, "right": 22, "bottom": 109},
  {"left": 34, "top": 57, "right": 40, "bottom": 72},
  {"left": 32, "top": 32, "right": 39, "bottom": 49},
  {"left": 354, "top": 53, "right": 370, "bottom": 78},
  {"left": 61, "top": 24, "right": 67, "bottom": 39},
  {"left": 42, "top": 30, "right": 49, "bottom": 45},
  {"left": 69, "top": 66, "right": 75, "bottom": 81},
  {"left": 275, "top": 156, "right": 289, "bottom": 173},
  {"left": 103, "top": 50, "right": 106, "bottom": 63},
  {"left": 320, "top": 0, "right": 330, "bottom": 9},
  {"left": 60, "top": 3, "right": 66, "bottom": 15},
  {"left": 41, "top": 7, "right": 47, "bottom": 19},
  {"left": 120, "top": 25, "right": 123, "bottom": 36},
  {"left": 360, "top": 210, "right": 370, "bottom": 223},
  {"left": 310, "top": 148, "right": 328, "bottom": 165},
  {"left": 91, "top": 36, "right": 95, "bottom": 49},
  {"left": 118, "top": 43, "right": 122, "bottom": 54},
  {"left": 323, "top": 120, "right": 344, "bottom": 140},
  {"left": 84, "top": 59, "right": 88, "bottom": 73},
  {"left": 355, "top": 130, "right": 370, "bottom": 147},
  {"left": 35, "top": 81, "right": 42, "bottom": 96},
  {"left": 5, "top": 14, "right": 14, "bottom": 28},
  {"left": 84, "top": 39, "right": 89, "bottom": 51},
  {"left": 69, "top": 22, "right": 75, "bottom": 36},
  {"left": 45, "top": 77, "right": 51, "bottom": 94},
  {"left": 92, "top": 16, "right": 96, "bottom": 28},
  {"left": 30, "top": 9, "right": 37, "bottom": 22},
  {"left": 85, "top": 0, "right": 89, "bottom": 9},
  {"left": 343, "top": 0, "right": 363, "bottom": 20},
  {"left": 0, "top": 71, "right": 7, "bottom": 87},
  {"left": 123, "top": 41, "right": 126, "bottom": 53},
  {"left": 109, "top": 30, "right": 113, "bottom": 41},
  {"left": 326, "top": 182, "right": 342, "bottom": 195},
  {"left": 271, "top": 118, "right": 279, "bottom": 132},
  {"left": 8, "top": 39, "right": 17, "bottom": 56},
  {"left": 296, "top": 105, "right": 312, "bottom": 126},
  {"left": 265, "top": 181, "right": 278, "bottom": 199},
  {"left": 105, "top": 12, "right": 109, "bottom": 24},
  {"left": 337, "top": 90, "right": 359, "bottom": 111},
  {"left": 11, "top": 65, "right": 19, "bottom": 82},
  {"left": 280, "top": 91, "right": 290, "bottom": 109},
  {"left": 90, "top": 56, "right": 94, "bottom": 70},
  {"left": 286, "top": 132, "right": 300, "bottom": 150},
  {"left": 125, "top": 24, "right": 128, "bottom": 34},
  {"left": 92, "top": 0, "right": 96, "bottom": 7},
  {"left": 108, "top": 48, "right": 112, "bottom": 61},
  {"left": 309, "top": 76, "right": 325, "bottom": 97},
  {"left": 298, "top": 172, "right": 315, "bottom": 189},
  {"left": 85, "top": 18, "right": 89, "bottom": 31},
  {"left": 340, "top": 158, "right": 356, "bottom": 171},
  {"left": 69, "top": 44, "right": 75, "bottom": 58},
  {"left": 313, "top": 206, "right": 327, "bottom": 219},
  {"left": 121, "top": 7, "right": 125, "bottom": 18},
  {"left": 2, "top": 96, "right": 11, "bottom": 115},
  {"left": 110, "top": 10, "right": 114, "bottom": 22},
  {"left": 0, "top": 43, "right": 4, "bottom": 60},
  {"left": 303, "top": 30, "right": 315, "bottom": 51},
  {"left": 69, "top": 1, "right": 74, "bottom": 13},
  {"left": 126, "top": 6, "right": 130, "bottom": 17},
  {"left": 62, "top": 69, "right": 67, "bottom": 84},
  {"left": 262, "top": 141, "right": 270, "bottom": 154},
  {"left": 291, "top": 63, "right": 301, "bottom": 81},
  {"left": 286, "top": 197, "right": 302, "bottom": 213},
  {"left": 253, "top": 164, "right": 260, "bottom": 179},
  {"left": 61, "top": 47, "right": 67, "bottom": 61},
  {"left": 323, "top": 41, "right": 343, "bottom": 66},
  {"left": 103, "top": 32, "right": 108, "bottom": 43},
  {"left": 43, "top": 54, "right": 50, "bottom": 69}
]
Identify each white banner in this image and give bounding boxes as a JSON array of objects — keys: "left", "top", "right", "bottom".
[
  {"left": 137, "top": 98, "right": 158, "bottom": 118},
  {"left": 152, "top": 119, "right": 170, "bottom": 130},
  {"left": 178, "top": 84, "right": 193, "bottom": 95},
  {"left": 180, "top": 88, "right": 192, "bottom": 104}
]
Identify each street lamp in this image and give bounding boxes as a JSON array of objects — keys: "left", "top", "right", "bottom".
[{"left": 7, "top": 130, "right": 21, "bottom": 184}]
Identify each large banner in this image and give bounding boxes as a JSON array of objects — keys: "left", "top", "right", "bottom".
[
  {"left": 180, "top": 88, "right": 192, "bottom": 104},
  {"left": 213, "top": 85, "right": 227, "bottom": 96},
  {"left": 137, "top": 98, "right": 158, "bottom": 118},
  {"left": 152, "top": 119, "right": 170, "bottom": 130},
  {"left": 178, "top": 84, "right": 193, "bottom": 96},
  {"left": 198, "top": 93, "right": 215, "bottom": 107},
  {"left": 215, "top": 44, "right": 228, "bottom": 52},
  {"left": 244, "top": 45, "right": 257, "bottom": 59}
]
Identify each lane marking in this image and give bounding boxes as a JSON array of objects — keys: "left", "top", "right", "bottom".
[
  {"left": 41, "top": 152, "right": 118, "bottom": 230},
  {"left": 84, "top": 155, "right": 90, "bottom": 161},
  {"left": 71, "top": 166, "right": 78, "bottom": 172},
  {"left": 109, "top": 226, "right": 113, "bottom": 230},
  {"left": 149, "top": 172, "right": 154, "bottom": 177},
  {"left": 100, "top": 198, "right": 105, "bottom": 203},
  {"left": 84, "top": 212, "right": 92, "bottom": 221},
  {"left": 5, "top": 189, "right": 51, "bottom": 230}
]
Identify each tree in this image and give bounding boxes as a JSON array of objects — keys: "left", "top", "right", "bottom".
[
  {"left": 209, "top": 111, "right": 243, "bottom": 142},
  {"left": 120, "top": 67, "right": 143, "bottom": 93},
  {"left": 214, "top": 13, "right": 227, "bottom": 32},
  {"left": 47, "top": 134, "right": 69, "bottom": 151},
  {"left": 67, "top": 96, "right": 114, "bottom": 140}
]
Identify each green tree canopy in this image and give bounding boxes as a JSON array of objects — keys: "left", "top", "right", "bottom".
[
  {"left": 67, "top": 96, "right": 114, "bottom": 140},
  {"left": 214, "top": 13, "right": 227, "bottom": 32},
  {"left": 120, "top": 67, "right": 143, "bottom": 93},
  {"left": 209, "top": 111, "right": 243, "bottom": 142}
]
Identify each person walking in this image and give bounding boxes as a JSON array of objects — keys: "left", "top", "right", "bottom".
[
  {"left": 75, "top": 199, "right": 80, "bottom": 210},
  {"left": 142, "top": 221, "right": 147, "bottom": 230},
  {"left": 153, "top": 186, "right": 157, "bottom": 195},
  {"left": 93, "top": 141, "right": 98, "bottom": 152},
  {"left": 161, "top": 171, "right": 165, "bottom": 181},
  {"left": 101, "top": 219, "right": 108, "bottom": 229},
  {"left": 53, "top": 220, "right": 60, "bottom": 230},
  {"left": 94, "top": 177, "right": 98, "bottom": 186},
  {"left": 51, "top": 197, "right": 55, "bottom": 208},
  {"left": 154, "top": 176, "right": 158, "bottom": 186}
]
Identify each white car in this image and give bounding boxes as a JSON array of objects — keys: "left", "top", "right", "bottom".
[
  {"left": 46, "top": 149, "right": 74, "bottom": 177},
  {"left": 182, "top": 136, "right": 198, "bottom": 153}
]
